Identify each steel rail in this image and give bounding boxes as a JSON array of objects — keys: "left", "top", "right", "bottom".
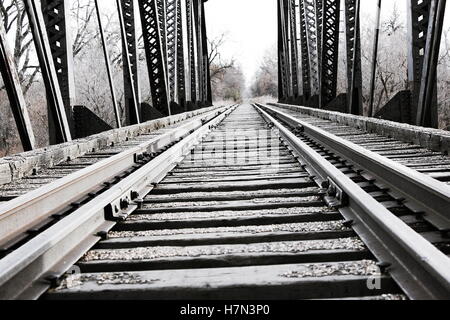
[
  {"left": 0, "top": 106, "right": 231, "bottom": 249},
  {"left": 0, "top": 104, "right": 237, "bottom": 300},
  {"left": 254, "top": 104, "right": 450, "bottom": 300},
  {"left": 259, "top": 103, "right": 450, "bottom": 231}
]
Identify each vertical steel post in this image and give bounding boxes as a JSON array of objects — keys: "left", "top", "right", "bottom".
[
  {"left": 407, "top": 0, "right": 434, "bottom": 124},
  {"left": 299, "top": 0, "right": 311, "bottom": 100},
  {"left": 200, "top": 0, "right": 212, "bottom": 105},
  {"left": 0, "top": 21, "right": 36, "bottom": 151},
  {"left": 319, "top": 0, "right": 340, "bottom": 108},
  {"left": 94, "top": 0, "right": 121, "bottom": 128},
  {"left": 345, "top": 0, "right": 362, "bottom": 115},
  {"left": 416, "top": 0, "right": 446, "bottom": 128},
  {"left": 120, "top": 0, "right": 141, "bottom": 125},
  {"left": 303, "top": 0, "right": 321, "bottom": 97},
  {"left": 278, "top": 0, "right": 286, "bottom": 101},
  {"left": 176, "top": 0, "right": 187, "bottom": 108},
  {"left": 193, "top": 0, "right": 208, "bottom": 104},
  {"left": 186, "top": 0, "right": 197, "bottom": 104},
  {"left": 166, "top": 0, "right": 179, "bottom": 104},
  {"left": 41, "top": 0, "right": 76, "bottom": 136},
  {"left": 23, "top": 0, "right": 71, "bottom": 144},
  {"left": 138, "top": 0, "right": 170, "bottom": 115},
  {"left": 278, "top": 0, "right": 291, "bottom": 102},
  {"left": 368, "top": 0, "right": 382, "bottom": 117},
  {"left": 289, "top": 0, "right": 300, "bottom": 99}
]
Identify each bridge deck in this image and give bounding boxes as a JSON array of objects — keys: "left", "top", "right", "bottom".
[
  {"left": 270, "top": 104, "right": 450, "bottom": 185},
  {"left": 44, "top": 104, "right": 403, "bottom": 300},
  {"left": 0, "top": 104, "right": 449, "bottom": 300}
]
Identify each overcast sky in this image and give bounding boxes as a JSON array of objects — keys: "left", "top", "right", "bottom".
[{"left": 205, "top": 0, "right": 450, "bottom": 85}]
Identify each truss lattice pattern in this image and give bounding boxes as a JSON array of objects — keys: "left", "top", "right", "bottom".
[
  {"left": 320, "top": 0, "right": 340, "bottom": 107},
  {"left": 121, "top": 0, "right": 140, "bottom": 123},
  {"left": 298, "top": 0, "right": 311, "bottom": 98},
  {"left": 303, "top": 0, "right": 321, "bottom": 95},
  {"left": 138, "top": 0, "right": 170, "bottom": 114},
  {"left": 288, "top": 0, "right": 299, "bottom": 98},
  {"left": 278, "top": 0, "right": 291, "bottom": 100},
  {"left": 176, "top": 0, "right": 186, "bottom": 105},
  {"left": 344, "top": 0, "right": 362, "bottom": 111},
  {"left": 166, "top": 0, "right": 178, "bottom": 103}
]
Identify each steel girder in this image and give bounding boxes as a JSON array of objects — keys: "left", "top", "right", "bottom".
[
  {"left": 200, "top": 0, "right": 212, "bottom": 105},
  {"left": 319, "top": 0, "right": 340, "bottom": 108},
  {"left": 407, "top": 0, "right": 444, "bottom": 128},
  {"left": 40, "top": 0, "right": 75, "bottom": 141},
  {"left": 407, "top": 0, "right": 432, "bottom": 121},
  {"left": 303, "top": 0, "right": 321, "bottom": 96},
  {"left": 281, "top": 0, "right": 339, "bottom": 107},
  {"left": 24, "top": 0, "right": 72, "bottom": 144},
  {"left": 186, "top": 0, "right": 197, "bottom": 103},
  {"left": 166, "top": 0, "right": 178, "bottom": 104},
  {"left": 193, "top": 0, "right": 210, "bottom": 104},
  {"left": 298, "top": 0, "right": 311, "bottom": 99},
  {"left": 120, "top": 0, "right": 141, "bottom": 124},
  {"left": 176, "top": 0, "right": 186, "bottom": 107},
  {"left": 138, "top": 0, "right": 171, "bottom": 115},
  {"left": 278, "top": 0, "right": 291, "bottom": 101},
  {"left": 416, "top": 0, "right": 446, "bottom": 128},
  {"left": 0, "top": 21, "right": 36, "bottom": 151},
  {"left": 139, "top": 0, "right": 210, "bottom": 112},
  {"left": 288, "top": 0, "right": 300, "bottom": 99},
  {"left": 344, "top": 0, "right": 363, "bottom": 115}
]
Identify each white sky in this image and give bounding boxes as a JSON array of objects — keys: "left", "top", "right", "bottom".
[
  {"left": 205, "top": 0, "right": 450, "bottom": 86},
  {"left": 205, "top": 0, "right": 277, "bottom": 86}
]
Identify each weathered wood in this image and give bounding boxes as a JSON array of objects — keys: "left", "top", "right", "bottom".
[{"left": 47, "top": 262, "right": 398, "bottom": 300}]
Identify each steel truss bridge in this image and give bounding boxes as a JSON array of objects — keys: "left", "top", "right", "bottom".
[
  {"left": 0, "top": 0, "right": 449, "bottom": 301},
  {"left": 278, "top": 0, "right": 446, "bottom": 129}
]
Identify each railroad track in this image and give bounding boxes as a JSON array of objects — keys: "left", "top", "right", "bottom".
[
  {"left": 268, "top": 103, "right": 450, "bottom": 185},
  {"left": 0, "top": 104, "right": 449, "bottom": 300}
]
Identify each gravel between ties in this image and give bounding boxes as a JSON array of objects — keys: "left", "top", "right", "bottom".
[{"left": 82, "top": 238, "right": 366, "bottom": 261}]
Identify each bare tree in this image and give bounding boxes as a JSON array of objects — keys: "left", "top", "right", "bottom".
[
  {"left": 208, "top": 33, "right": 235, "bottom": 83},
  {"left": 0, "top": 0, "right": 39, "bottom": 94},
  {"left": 249, "top": 45, "right": 278, "bottom": 98}
]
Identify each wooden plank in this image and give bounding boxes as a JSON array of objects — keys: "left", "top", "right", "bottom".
[{"left": 46, "top": 261, "right": 399, "bottom": 300}]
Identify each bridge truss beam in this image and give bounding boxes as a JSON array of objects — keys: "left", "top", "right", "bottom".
[
  {"left": 344, "top": 0, "right": 363, "bottom": 115},
  {"left": 407, "top": 0, "right": 446, "bottom": 128},
  {"left": 279, "top": 0, "right": 340, "bottom": 109},
  {"left": 0, "top": 21, "right": 36, "bottom": 151},
  {"left": 279, "top": 0, "right": 446, "bottom": 127},
  {"left": 138, "top": 0, "right": 211, "bottom": 115},
  {"left": 25, "top": 0, "right": 72, "bottom": 144},
  {"left": 41, "top": 0, "right": 76, "bottom": 138},
  {"left": 120, "top": 0, "right": 142, "bottom": 125},
  {"left": 319, "top": 0, "right": 340, "bottom": 108}
]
